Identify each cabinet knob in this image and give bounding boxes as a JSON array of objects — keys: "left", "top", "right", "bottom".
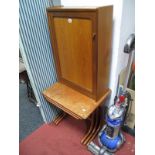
[{"left": 67, "top": 18, "right": 72, "bottom": 23}]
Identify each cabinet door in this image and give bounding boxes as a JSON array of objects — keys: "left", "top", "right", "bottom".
[
  {"left": 54, "top": 17, "right": 93, "bottom": 92},
  {"left": 48, "top": 12, "right": 97, "bottom": 98}
]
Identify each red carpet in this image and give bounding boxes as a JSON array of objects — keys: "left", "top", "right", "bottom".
[{"left": 20, "top": 117, "right": 135, "bottom": 155}]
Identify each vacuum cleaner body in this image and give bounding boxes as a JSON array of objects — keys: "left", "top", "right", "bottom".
[
  {"left": 88, "top": 93, "right": 129, "bottom": 154},
  {"left": 98, "top": 95, "right": 127, "bottom": 152},
  {"left": 87, "top": 34, "right": 135, "bottom": 155},
  {"left": 98, "top": 33, "right": 135, "bottom": 153}
]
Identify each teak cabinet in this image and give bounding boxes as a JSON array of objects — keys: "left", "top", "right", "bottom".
[{"left": 47, "top": 6, "right": 113, "bottom": 101}]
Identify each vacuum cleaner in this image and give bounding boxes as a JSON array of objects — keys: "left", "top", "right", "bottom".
[{"left": 88, "top": 34, "right": 135, "bottom": 155}]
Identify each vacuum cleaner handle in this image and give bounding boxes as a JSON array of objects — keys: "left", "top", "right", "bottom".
[
  {"left": 124, "top": 34, "right": 135, "bottom": 54},
  {"left": 123, "top": 34, "right": 135, "bottom": 91}
]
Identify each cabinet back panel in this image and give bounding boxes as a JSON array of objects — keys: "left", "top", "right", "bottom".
[{"left": 53, "top": 17, "right": 93, "bottom": 92}]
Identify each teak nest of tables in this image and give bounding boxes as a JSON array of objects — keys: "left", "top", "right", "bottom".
[{"left": 43, "top": 6, "right": 113, "bottom": 145}]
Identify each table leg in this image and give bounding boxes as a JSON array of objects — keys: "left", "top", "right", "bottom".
[
  {"left": 86, "top": 108, "right": 102, "bottom": 144},
  {"left": 81, "top": 107, "right": 102, "bottom": 145},
  {"left": 53, "top": 112, "right": 66, "bottom": 125},
  {"left": 81, "top": 113, "right": 95, "bottom": 144}
]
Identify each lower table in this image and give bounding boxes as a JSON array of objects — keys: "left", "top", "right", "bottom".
[{"left": 43, "top": 82, "right": 111, "bottom": 145}]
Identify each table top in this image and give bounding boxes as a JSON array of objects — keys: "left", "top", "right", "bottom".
[{"left": 43, "top": 82, "right": 111, "bottom": 119}]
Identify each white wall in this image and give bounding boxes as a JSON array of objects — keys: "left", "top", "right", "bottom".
[
  {"left": 108, "top": 0, "right": 135, "bottom": 105},
  {"left": 117, "top": 0, "right": 135, "bottom": 74},
  {"left": 61, "top": 0, "right": 135, "bottom": 106}
]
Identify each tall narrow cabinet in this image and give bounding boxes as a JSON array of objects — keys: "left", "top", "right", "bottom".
[{"left": 46, "top": 6, "right": 113, "bottom": 101}]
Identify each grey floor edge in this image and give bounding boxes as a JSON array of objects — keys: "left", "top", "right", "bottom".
[{"left": 19, "top": 83, "right": 44, "bottom": 142}]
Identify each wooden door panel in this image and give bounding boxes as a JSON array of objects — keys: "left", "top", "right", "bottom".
[{"left": 53, "top": 17, "right": 93, "bottom": 92}]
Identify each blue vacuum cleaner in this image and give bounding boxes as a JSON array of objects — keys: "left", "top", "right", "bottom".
[{"left": 88, "top": 34, "right": 135, "bottom": 155}]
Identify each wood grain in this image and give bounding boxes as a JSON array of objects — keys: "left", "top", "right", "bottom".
[
  {"left": 54, "top": 17, "right": 93, "bottom": 92},
  {"left": 43, "top": 82, "right": 111, "bottom": 119},
  {"left": 44, "top": 95, "right": 81, "bottom": 119}
]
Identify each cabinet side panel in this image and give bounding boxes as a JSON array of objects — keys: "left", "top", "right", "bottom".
[{"left": 97, "top": 6, "right": 113, "bottom": 100}]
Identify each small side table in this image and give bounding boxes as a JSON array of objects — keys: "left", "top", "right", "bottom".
[{"left": 43, "top": 82, "right": 111, "bottom": 145}]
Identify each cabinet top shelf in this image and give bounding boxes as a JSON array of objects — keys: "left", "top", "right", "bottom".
[{"left": 47, "top": 6, "right": 113, "bottom": 12}]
